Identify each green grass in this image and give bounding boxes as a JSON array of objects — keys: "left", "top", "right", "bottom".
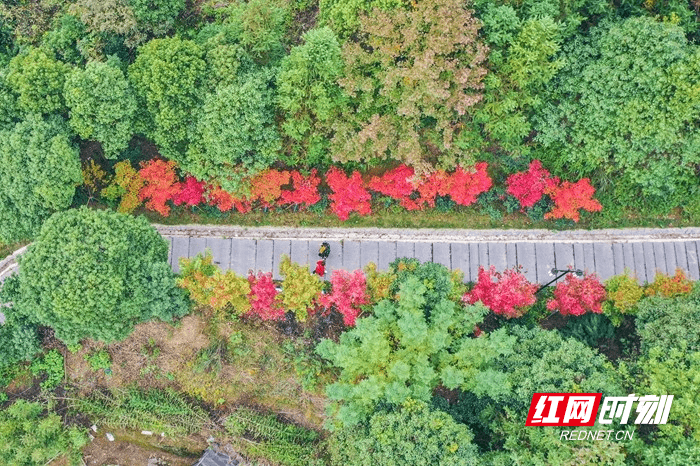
[
  {"left": 0, "top": 242, "right": 27, "bottom": 261},
  {"left": 140, "top": 201, "right": 692, "bottom": 231}
]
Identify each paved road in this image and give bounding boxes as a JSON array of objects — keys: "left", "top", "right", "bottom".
[
  {"left": 3, "top": 225, "right": 700, "bottom": 325},
  {"left": 157, "top": 225, "right": 700, "bottom": 285}
]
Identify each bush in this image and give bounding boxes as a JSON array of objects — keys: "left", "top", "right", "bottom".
[
  {"left": 279, "top": 255, "right": 323, "bottom": 322},
  {"left": 329, "top": 399, "right": 479, "bottom": 466},
  {"left": 30, "top": 349, "right": 64, "bottom": 390},
  {"left": 463, "top": 266, "right": 538, "bottom": 319},
  {"left": 636, "top": 287, "right": 700, "bottom": 355},
  {"left": 546, "top": 272, "right": 606, "bottom": 316},
  {"left": 0, "top": 399, "right": 88, "bottom": 466},
  {"left": 603, "top": 272, "right": 643, "bottom": 326},
  {"left": 13, "top": 207, "right": 188, "bottom": 345},
  {"left": 645, "top": 268, "right": 693, "bottom": 298}
]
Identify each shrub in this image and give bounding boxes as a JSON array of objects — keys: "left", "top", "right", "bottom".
[
  {"left": 329, "top": 399, "right": 479, "bottom": 466},
  {"left": 636, "top": 287, "right": 700, "bottom": 355},
  {"left": 326, "top": 167, "right": 372, "bottom": 220},
  {"left": 13, "top": 207, "right": 188, "bottom": 345},
  {"left": 138, "top": 159, "right": 180, "bottom": 216},
  {"left": 247, "top": 271, "right": 285, "bottom": 321},
  {"left": 645, "top": 268, "right": 693, "bottom": 298},
  {"left": 249, "top": 169, "right": 291, "bottom": 207},
  {"left": 279, "top": 170, "right": 322, "bottom": 209},
  {"left": 208, "top": 270, "right": 252, "bottom": 316},
  {"left": 544, "top": 178, "right": 602, "bottom": 222},
  {"left": 505, "top": 160, "right": 553, "bottom": 209},
  {"left": 173, "top": 176, "right": 205, "bottom": 207},
  {"left": 177, "top": 251, "right": 218, "bottom": 307},
  {"left": 0, "top": 399, "right": 88, "bottom": 466},
  {"left": 363, "top": 262, "right": 395, "bottom": 303},
  {"left": 546, "top": 272, "right": 606, "bottom": 316},
  {"left": 463, "top": 266, "right": 538, "bottom": 319},
  {"left": 101, "top": 160, "right": 144, "bottom": 214},
  {"left": 85, "top": 349, "right": 112, "bottom": 371},
  {"left": 603, "top": 272, "right": 644, "bottom": 326},
  {"left": 278, "top": 255, "right": 323, "bottom": 322},
  {"left": 30, "top": 349, "right": 64, "bottom": 390},
  {"left": 320, "top": 269, "right": 369, "bottom": 326}
]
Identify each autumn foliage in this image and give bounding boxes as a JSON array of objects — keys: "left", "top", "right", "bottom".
[
  {"left": 645, "top": 268, "right": 693, "bottom": 298},
  {"left": 506, "top": 160, "right": 553, "bottom": 209},
  {"left": 463, "top": 266, "right": 538, "bottom": 318},
  {"left": 326, "top": 167, "right": 372, "bottom": 220},
  {"left": 544, "top": 178, "right": 602, "bottom": 222},
  {"left": 320, "top": 269, "right": 369, "bottom": 326},
  {"left": 97, "top": 157, "right": 601, "bottom": 222},
  {"left": 546, "top": 273, "right": 607, "bottom": 316},
  {"left": 280, "top": 170, "right": 322, "bottom": 209},
  {"left": 138, "top": 159, "right": 180, "bottom": 216}
]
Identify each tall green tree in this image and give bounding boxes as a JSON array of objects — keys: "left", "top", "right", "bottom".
[
  {"left": 535, "top": 17, "right": 700, "bottom": 208},
  {"left": 330, "top": 0, "right": 488, "bottom": 174},
  {"left": 64, "top": 58, "right": 137, "bottom": 158},
  {"left": 277, "top": 26, "right": 346, "bottom": 168},
  {"left": 6, "top": 46, "right": 70, "bottom": 114},
  {"left": 186, "top": 69, "right": 280, "bottom": 192},
  {"left": 317, "top": 261, "right": 516, "bottom": 427},
  {"left": 128, "top": 37, "right": 205, "bottom": 159},
  {"left": 12, "top": 207, "right": 188, "bottom": 345},
  {"left": 0, "top": 114, "right": 81, "bottom": 242}
]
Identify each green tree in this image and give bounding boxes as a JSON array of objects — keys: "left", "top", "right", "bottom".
[
  {"left": 0, "top": 275, "right": 41, "bottom": 369},
  {"left": 13, "top": 207, "right": 188, "bottom": 345},
  {"left": 329, "top": 399, "right": 479, "bottom": 466},
  {"left": 185, "top": 69, "right": 280, "bottom": 192},
  {"left": 318, "top": 0, "right": 406, "bottom": 38},
  {"left": 69, "top": 0, "right": 184, "bottom": 47},
  {"left": 128, "top": 37, "right": 205, "bottom": 159},
  {"left": 6, "top": 46, "right": 71, "bottom": 114},
  {"left": 484, "top": 326, "right": 625, "bottom": 464},
  {"left": 316, "top": 261, "right": 515, "bottom": 427},
  {"left": 468, "top": 15, "right": 563, "bottom": 156},
  {"left": 42, "top": 14, "right": 88, "bottom": 65},
  {"left": 535, "top": 17, "right": 700, "bottom": 208},
  {"left": 0, "top": 399, "right": 88, "bottom": 466},
  {"left": 277, "top": 26, "right": 345, "bottom": 168},
  {"left": 0, "top": 114, "right": 81, "bottom": 242},
  {"left": 331, "top": 0, "right": 488, "bottom": 174},
  {"left": 64, "top": 58, "right": 137, "bottom": 158}
]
